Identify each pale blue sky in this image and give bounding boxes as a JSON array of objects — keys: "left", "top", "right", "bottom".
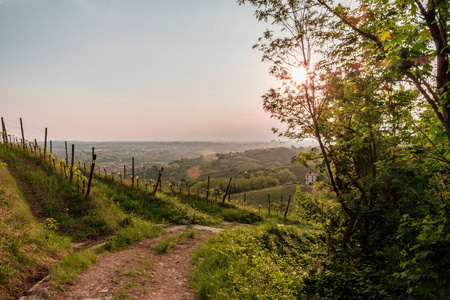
[{"left": 0, "top": 0, "right": 289, "bottom": 142}]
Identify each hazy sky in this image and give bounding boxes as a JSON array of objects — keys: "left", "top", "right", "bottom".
[{"left": 0, "top": 0, "right": 289, "bottom": 142}]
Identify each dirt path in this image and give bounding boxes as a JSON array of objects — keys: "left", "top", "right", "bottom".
[{"left": 27, "top": 226, "right": 217, "bottom": 300}]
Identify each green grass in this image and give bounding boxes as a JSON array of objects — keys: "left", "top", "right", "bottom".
[
  {"left": 152, "top": 229, "right": 200, "bottom": 254},
  {"left": 0, "top": 157, "right": 71, "bottom": 298},
  {"left": 102, "top": 217, "right": 162, "bottom": 251},
  {"left": 0, "top": 145, "right": 126, "bottom": 241},
  {"left": 50, "top": 249, "right": 97, "bottom": 289},
  {"left": 182, "top": 230, "right": 197, "bottom": 239},
  {"left": 95, "top": 179, "right": 220, "bottom": 226},
  {"left": 152, "top": 236, "right": 178, "bottom": 254},
  {"left": 190, "top": 222, "right": 323, "bottom": 300}
]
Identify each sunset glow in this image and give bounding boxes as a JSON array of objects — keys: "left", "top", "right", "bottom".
[{"left": 291, "top": 66, "right": 307, "bottom": 84}]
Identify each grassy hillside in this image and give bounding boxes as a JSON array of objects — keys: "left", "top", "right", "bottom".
[
  {"left": 0, "top": 159, "right": 71, "bottom": 298},
  {"left": 153, "top": 146, "right": 308, "bottom": 182}
]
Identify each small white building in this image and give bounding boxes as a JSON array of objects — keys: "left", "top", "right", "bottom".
[{"left": 305, "top": 172, "right": 317, "bottom": 185}]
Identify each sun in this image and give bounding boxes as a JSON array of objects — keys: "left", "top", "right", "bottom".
[{"left": 291, "top": 66, "right": 307, "bottom": 84}]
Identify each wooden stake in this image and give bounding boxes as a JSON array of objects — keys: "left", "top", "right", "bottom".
[
  {"left": 86, "top": 154, "right": 97, "bottom": 197},
  {"left": 20, "top": 118, "right": 25, "bottom": 151},
  {"left": 1, "top": 117, "right": 7, "bottom": 145},
  {"left": 43, "top": 127, "right": 47, "bottom": 158},
  {"left": 222, "top": 177, "right": 232, "bottom": 203},
  {"left": 268, "top": 194, "right": 271, "bottom": 215},
  {"left": 69, "top": 144, "right": 75, "bottom": 182},
  {"left": 132, "top": 157, "right": 135, "bottom": 188},
  {"left": 284, "top": 195, "right": 292, "bottom": 219},
  {"left": 153, "top": 167, "right": 163, "bottom": 193},
  {"left": 206, "top": 175, "right": 210, "bottom": 199},
  {"left": 65, "top": 141, "right": 68, "bottom": 165}
]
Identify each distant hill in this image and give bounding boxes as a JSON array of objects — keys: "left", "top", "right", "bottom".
[
  {"left": 155, "top": 146, "right": 308, "bottom": 182},
  {"left": 48, "top": 141, "right": 301, "bottom": 165}
]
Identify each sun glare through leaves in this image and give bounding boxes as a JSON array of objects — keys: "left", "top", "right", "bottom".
[{"left": 291, "top": 67, "right": 307, "bottom": 84}]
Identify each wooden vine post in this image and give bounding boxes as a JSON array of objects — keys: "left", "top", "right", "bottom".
[
  {"left": 284, "top": 195, "right": 292, "bottom": 219},
  {"left": 86, "top": 153, "right": 97, "bottom": 197},
  {"left": 132, "top": 157, "right": 135, "bottom": 188},
  {"left": 65, "top": 141, "right": 69, "bottom": 165},
  {"left": 153, "top": 167, "right": 164, "bottom": 193},
  {"left": 268, "top": 194, "right": 271, "bottom": 215},
  {"left": 222, "top": 177, "right": 232, "bottom": 203},
  {"left": 69, "top": 144, "right": 75, "bottom": 182},
  {"left": 206, "top": 175, "right": 210, "bottom": 199},
  {"left": 1, "top": 117, "right": 8, "bottom": 145},
  {"left": 19, "top": 118, "right": 25, "bottom": 151},
  {"left": 43, "top": 128, "right": 47, "bottom": 159}
]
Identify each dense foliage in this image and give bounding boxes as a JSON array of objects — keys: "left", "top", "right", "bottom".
[{"left": 237, "top": 0, "right": 450, "bottom": 297}]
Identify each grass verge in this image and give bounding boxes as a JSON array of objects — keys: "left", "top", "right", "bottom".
[
  {"left": 190, "top": 222, "right": 323, "bottom": 299},
  {"left": 0, "top": 159, "right": 71, "bottom": 299}
]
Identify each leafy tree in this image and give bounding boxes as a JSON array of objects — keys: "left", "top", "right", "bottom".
[
  {"left": 261, "top": 0, "right": 450, "bottom": 147},
  {"left": 238, "top": 0, "right": 449, "bottom": 296},
  {"left": 276, "top": 168, "right": 297, "bottom": 183}
]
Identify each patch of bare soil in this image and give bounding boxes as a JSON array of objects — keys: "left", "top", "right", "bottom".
[{"left": 46, "top": 227, "right": 213, "bottom": 300}]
